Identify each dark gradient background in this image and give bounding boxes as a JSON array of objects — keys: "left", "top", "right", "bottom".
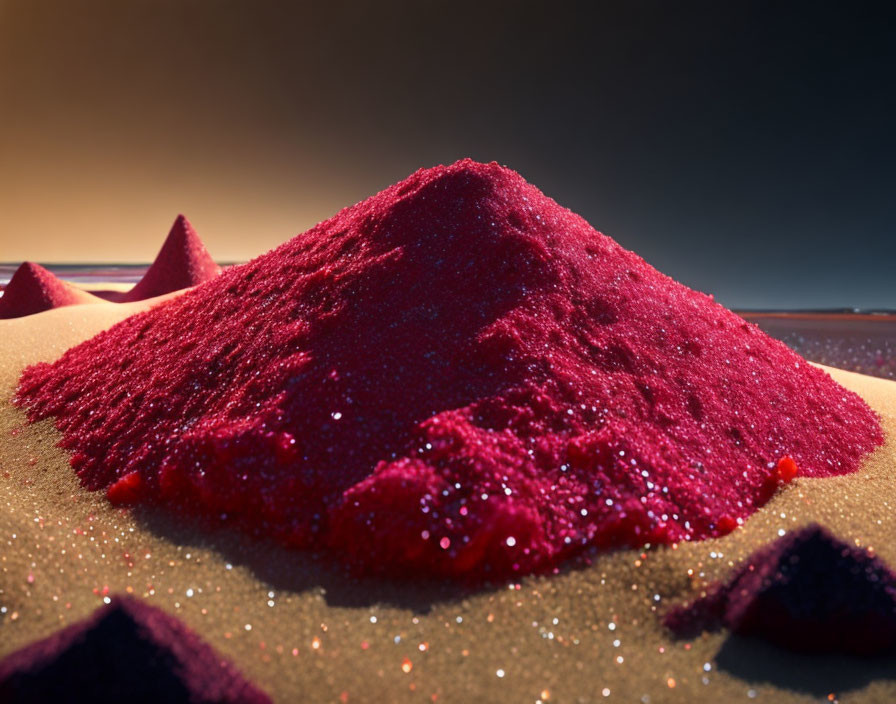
[{"left": 0, "top": 1, "right": 894, "bottom": 308}]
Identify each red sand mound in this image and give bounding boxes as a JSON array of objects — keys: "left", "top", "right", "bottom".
[
  {"left": 121, "top": 214, "right": 221, "bottom": 301},
  {"left": 664, "top": 524, "right": 896, "bottom": 654},
  {"left": 0, "top": 596, "right": 270, "bottom": 703},
  {"left": 0, "top": 262, "right": 101, "bottom": 319},
  {"left": 16, "top": 160, "right": 882, "bottom": 580}
]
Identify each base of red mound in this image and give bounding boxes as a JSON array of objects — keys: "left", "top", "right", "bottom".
[
  {"left": 664, "top": 524, "right": 896, "bottom": 654},
  {"left": 0, "top": 596, "right": 270, "bottom": 703}
]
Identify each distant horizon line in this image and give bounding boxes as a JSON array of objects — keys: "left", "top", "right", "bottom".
[{"left": 1, "top": 263, "right": 894, "bottom": 316}]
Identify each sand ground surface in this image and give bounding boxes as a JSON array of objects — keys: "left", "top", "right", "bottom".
[{"left": 1, "top": 301, "right": 895, "bottom": 703}]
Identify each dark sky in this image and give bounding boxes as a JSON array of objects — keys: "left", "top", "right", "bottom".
[{"left": 0, "top": 1, "right": 894, "bottom": 308}]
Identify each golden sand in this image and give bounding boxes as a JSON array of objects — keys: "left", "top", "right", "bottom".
[{"left": 1, "top": 302, "right": 895, "bottom": 703}]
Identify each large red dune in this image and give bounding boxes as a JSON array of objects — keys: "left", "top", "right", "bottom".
[{"left": 16, "top": 160, "right": 882, "bottom": 581}]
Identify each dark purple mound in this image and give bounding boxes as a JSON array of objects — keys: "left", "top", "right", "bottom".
[
  {"left": 0, "top": 596, "right": 269, "bottom": 703},
  {"left": 664, "top": 524, "right": 896, "bottom": 654}
]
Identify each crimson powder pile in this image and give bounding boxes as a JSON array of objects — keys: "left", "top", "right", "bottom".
[{"left": 16, "top": 160, "right": 882, "bottom": 580}]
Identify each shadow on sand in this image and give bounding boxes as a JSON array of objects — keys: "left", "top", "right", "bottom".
[
  {"left": 131, "top": 506, "right": 494, "bottom": 613},
  {"left": 715, "top": 634, "right": 896, "bottom": 697}
]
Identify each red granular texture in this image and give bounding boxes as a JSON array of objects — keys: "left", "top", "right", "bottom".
[
  {"left": 121, "top": 214, "right": 221, "bottom": 302},
  {"left": 15, "top": 160, "right": 883, "bottom": 580},
  {"left": 0, "top": 262, "right": 98, "bottom": 319}
]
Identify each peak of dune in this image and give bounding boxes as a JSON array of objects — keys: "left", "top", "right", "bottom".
[
  {"left": 0, "top": 596, "right": 270, "bottom": 702},
  {"left": 0, "top": 262, "right": 101, "bottom": 319},
  {"left": 122, "top": 215, "right": 221, "bottom": 301},
  {"left": 16, "top": 159, "right": 882, "bottom": 580}
]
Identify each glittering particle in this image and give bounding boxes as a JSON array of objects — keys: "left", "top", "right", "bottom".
[
  {"left": 439, "top": 537, "right": 451, "bottom": 550},
  {"left": 401, "top": 658, "right": 413, "bottom": 674},
  {"left": 311, "top": 638, "right": 321, "bottom": 650},
  {"left": 775, "top": 456, "right": 799, "bottom": 483},
  {"left": 602, "top": 688, "right": 610, "bottom": 697},
  {"left": 506, "top": 536, "right": 517, "bottom": 547},
  {"left": 496, "top": 669, "right": 505, "bottom": 678}
]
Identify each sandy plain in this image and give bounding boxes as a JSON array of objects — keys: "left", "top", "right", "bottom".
[{"left": 1, "top": 299, "right": 895, "bottom": 703}]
